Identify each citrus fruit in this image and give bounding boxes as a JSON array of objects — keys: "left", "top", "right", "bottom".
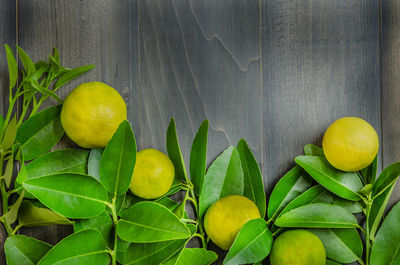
[
  {"left": 270, "top": 229, "right": 326, "bottom": 265},
  {"left": 322, "top": 117, "right": 379, "bottom": 172},
  {"left": 204, "top": 195, "right": 261, "bottom": 250},
  {"left": 129, "top": 149, "right": 175, "bottom": 199},
  {"left": 61, "top": 82, "right": 127, "bottom": 148}
]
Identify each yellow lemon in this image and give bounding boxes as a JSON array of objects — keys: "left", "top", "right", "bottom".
[
  {"left": 322, "top": 117, "right": 379, "bottom": 172},
  {"left": 204, "top": 195, "right": 261, "bottom": 250},
  {"left": 61, "top": 82, "right": 127, "bottom": 148},
  {"left": 270, "top": 230, "right": 326, "bottom": 265},
  {"left": 129, "top": 149, "right": 175, "bottom": 199}
]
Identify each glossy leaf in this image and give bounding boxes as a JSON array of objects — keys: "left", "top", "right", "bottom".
[
  {"left": 267, "top": 166, "right": 312, "bottom": 219},
  {"left": 30, "top": 80, "right": 63, "bottom": 103},
  {"left": 372, "top": 162, "right": 400, "bottom": 198},
  {"left": 166, "top": 248, "right": 218, "bottom": 265},
  {"left": 88, "top": 148, "right": 103, "bottom": 181},
  {"left": 304, "top": 144, "right": 324, "bottom": 157},
  {"left": 23, "top": 173, "right": 108, "bottom": 218},
  {"left": 5, "top": 44, "right": 17, "bottom": 89},
  {"left": 190, "top": 119, "right": 208, "bottom": 196},
  {"left": 74, "top": 211, "right": 112, "bottom": 245},
  {"left": 275, "top": 203, "right": 359, "bottom": 228},
  {"left": 326, "top": 260, "right": 342, "bottom": 265},
  {"left": 199, "top": 146, "right": 244, "bottom": 219},
  {"left": 309, "top": 229, "right": 363, "bottom": 263},
  {"left": 0, "top": 113, "right": 4, "bottom": 132},
  {"left": 370, "top": 201, "right": 400, "bottom": 265},
  {"left": 4, "top": 154, "right": 14, "bottom": 188},
  {"left": 224, "top": 219, "right": 273, "bottom": 265},
  {"left": 16, "top": 105, "right": 64, "bottom": 161},
  {"left": 55, "top": 65, "right": 96, "bottom": 89},
  {"left": 237, "top": 139, "right": 266, "bottom": 217},
  {"left": 361, "top": 155, "right": 378, "bottom": 184},
  {"left": 16, "top": 149, "right": 89, "bottom": 184},
  {"left": 100, "top": 120, "right": 136, "bottom": 195},
  {"left": 369, "top": 183, "right": 395, "bottom": 240},
  {"left": 117, "top": 201, "right": 191, "bottom": 243},
  {"left": 1, "top": 115, "right": 17, "bottom": 150},
  {"left": 295, "top": 156, "right": 363, "bottom": 201},
  {"left": 17, "top": 46, "right": 36, "bottom": 74},
  {"left": 4, "top": 191, "right": 25, "bottom": 226},
  {"left": 5, "top": 235, "right": 52, "bottom": 265},
  {"left": 166, "top": 118, "right": 188, "bottom": 182},
  {"left": 18, "top": 200, "right": 72, "bottom": 227},
  {"left": 37, "top": 229, "right": 109, "bottom": 265}
]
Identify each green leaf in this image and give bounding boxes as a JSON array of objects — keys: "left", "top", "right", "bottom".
[
  {"left": 74, "top": 211, "right": 113, "bottom": 246},
  {"left": 304, "top": 144, "right": 324, "bottom": 156},
  {"left": 17, "top": 46, "right": 36, "bottom": 75},
  {"left": 55, "top": 65, "right": 96, "bottom": 89},
  {"left": 370, "top": 201, "right": 400, "bottom": 265},
  {"left": 16, "top": 105, "right": 65, "bottom": 161},
  {"left": 295, "top": 156, "right": 363, "bottom": 201},
  {"left": 166, "top": 248, "right": 218, "bottom": 265},
  {"left": 30, "top": 80, "right": 63, "bottom": 103},
  {"left": 1, "top": 115, "right": 17, "bottom": 150},
  {"left": 117, "top": 201, "right": 191, "bottom": 243},
  {"left": 372, "top": 162, "right": 400, "bottom": 198},
  {"left": 18, "top": 200, "right": 71, "bottom": 227},
  {"left": 4, "top": 191, "right": 25, "bottom": 227},
  {"left": 224, "top": 218, "right": 273, "bottom": 265},
  {"left": 88, "top": 148, "right": 103, "bottom": 181},
  {"left": 199, "top": 146, "right": 244, "bottom": 219},
  {"left": 16, "top": 148, "right": 89, "bottom": 184},
  {"left": 237, "top": 139, "right": 266, "bottom": 217},
  {"left": 275, "top": 203, "right": 359, "bottom": 228},
  {"left": 309, "top": 229, "right": 363, "bottom": 263},
  {"left": 5, "top": 235, "right": 52, "bottom": 265},
  {"left": 23, "top": 173, "right": 108, "bottom": 218},
  {"left": 4, "top": 153, "right": 14, "bottom": 188},
  {"left": 166, "top": 118, "right": 189, "bottom": 182},
  {"left": 326, "top": 260, "right": 342, "bottom": 265},
  {"left": 267, "top": 166, "right": 312, "bottom": 219},
  {"left": 4, "top": 44, "right": 18, "bottom": 89},
  {"left": 361, "top": 155, "right": 378, "bottom": 184},
  {"left": 369, "top": 183, "right": 395, "bottom": 240},
  {"left": 190, "top": 120, "right": 208, "bottom": 196},
  {"left": 100, "top": 120, "right": 136, "bottom": 195},
  {"left": 0, "top": 113, "right": 4, "bottom": 132},
  {"left": 37, "top": 229, "right": 109, "bottom": 265}
]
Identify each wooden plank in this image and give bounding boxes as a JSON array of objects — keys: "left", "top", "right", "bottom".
[
  {"left": 17, "top": 0, "right": 138, "bottom": 246},
  {"left": 382, "top": 0, "right": 400, "bottom": 208},
  {"left": 261, "top": 0, "right": 381, "bottom": 194},
  {"left": 0, "top": 0, "right": 16, "bottom": 262}
]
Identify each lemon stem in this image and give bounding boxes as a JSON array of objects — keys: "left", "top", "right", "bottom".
[
  {"left": 365, "top": 195, "right": 373, "bottom": 265},
  {"left": 110, "top": 195, "right": 119, "bottom": 265}
]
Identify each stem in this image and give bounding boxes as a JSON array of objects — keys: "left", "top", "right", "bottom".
[
  {"left": 188, "top": 185, "right": 207, "bottom": 248},
  {"left": 365, "top": 195, "right": 373, "bottom": 265},
  {"left": 109, "top": 195, "right": 118, "bottom": 265},
  {"left": 272, "top": 228, "right": 283, "bottom": 237}
]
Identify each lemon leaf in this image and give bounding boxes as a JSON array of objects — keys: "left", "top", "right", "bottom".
[
  {"left": 54, "top": 65, "right": 96, "bottom": 90},
  {"left": 74, "top": 211, "right": 113, "bottom": 247},
  {"left": 304, "top": 144, "right": 324, "bottom": 157},
  {"left": 190, "top": 119, "right": 208, "bottom": 197},
  {"left": 16, "top": 46, "right": 36, "bottom": 75},
  {"left": 1, "top": 115, "right": 17, "bottom": 150},
  {"left": 4, "top": 44, "right": 17, "bottom": 89},
  {"left": 372, "top": 162, "right": 400, "bottom": 198},
  {"left": 23, "top": 173, "right": 108, "bottom": 219},
  {"left": 361, "top": 155, "right": 378, "bottom": 184},
  {"left": 166, "top": 118, "right": 189, "bottom": 182},
  {"left": 88, "top": 148, "right": 103, "bottom": 181},
  {"left": 165, "top": 248, "right": 218, "bottom": 265},
  {"left": 37, "top": 230, "right": 109, "bottom": 265},
  {"left": 5, "top": 235, "right": 52, "bottom": 265}
]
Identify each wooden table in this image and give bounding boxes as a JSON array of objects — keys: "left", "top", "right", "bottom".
[{"left": 0, "top": 0, "right": 399, "bottom": 264}]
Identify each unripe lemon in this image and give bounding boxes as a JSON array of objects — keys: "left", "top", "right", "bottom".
[
  {"left": 61, "top": 82, "right": 127, "bottom": 148},
  {"left": 129, "top": 149, "right": 175, "bottom": 199},
  {"left": 204, "top": 195, "right": 261, "bottom": 250},
  {"left": 322, "top": 117, "right": 379, "bottom": 172},
  {"left": 270, "top": 230, "right": 326, "bottom": 265}
]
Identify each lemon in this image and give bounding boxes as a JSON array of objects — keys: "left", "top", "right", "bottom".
[
  {"left": 270, "top": 230, "right": 326, "bottom": 265},
  {"left": 204, "top": 195, "right": 261, "bottom": 250},
  {"left": 322, "top": 117, "right": 379, "bottom": 171},
  {"left": 61, "top": 82, "right": 127, "bottom": 148},
  {"left": 129, "top": 149, "right": 175, "bottom": 199}
]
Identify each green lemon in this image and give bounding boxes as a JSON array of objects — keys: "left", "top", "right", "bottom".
[
  {"left": 270, "top": 229, "right": 326, "bottom": 265},
  {"left": 61, "top": 82, "right": 127, "bottom": 148},
  {"left": 322, "top": 117, "right": 379, "bottom": 171},
  {"left": 129, "top": 149, "right": 174, "bottom": 199},
  {"left": 204, "top": 195, "right": 261, "bottom": 250}
]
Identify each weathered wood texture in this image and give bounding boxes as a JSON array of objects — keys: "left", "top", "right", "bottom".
[
  {"left": 0, "top": 0, "right": 16, "bottom": 262},
  {"left": 15, "top": 0, "right": 138, "bottom": 247},
  {"left": 382, "top": 0, "right": 400, "bottom": 209}
]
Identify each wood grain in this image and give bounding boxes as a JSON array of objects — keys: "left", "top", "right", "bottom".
[
  {"left": 0, "top": 0, "right": 16, "bottom": 262},
  {"left": 261, "top": 0, "right": 381, "bottom": 195},
  {"left": 382, "top": 0, "right": 400, "bottom": 208},
  {"left": 15, "top": 0, "right": 138, "bottom": 248}
]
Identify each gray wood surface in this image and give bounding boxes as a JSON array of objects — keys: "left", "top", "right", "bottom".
[
  {"left": 0, "top": 0, "right": 16, "bottom": 262},
  {"left": 1, "top": 0, "right": 399, "bottom": 264}
]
